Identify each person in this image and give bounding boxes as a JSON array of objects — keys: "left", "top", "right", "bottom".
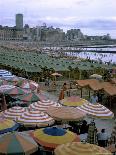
[
  {"left": 80, "top": 120, "right": 89, "bottom": 134},
  {"left": 97, "top": 129, "right": 109, "bottom": 147},
  {"left": 58, "top": 83, "right": 67, "bottom": 101},
  {"left": 90, "top": 92, "right": 98, "bottom": 104}
]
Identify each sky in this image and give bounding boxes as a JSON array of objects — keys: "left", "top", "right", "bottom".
[{"left": 0, "top": 0, "right": 116, "bottom": 38}]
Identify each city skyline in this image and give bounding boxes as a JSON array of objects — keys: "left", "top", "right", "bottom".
[{"left": 0, "top": 0, "right": 116, "bottom": 38}]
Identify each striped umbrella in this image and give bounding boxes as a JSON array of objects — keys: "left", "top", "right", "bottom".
[
  {"left": 0, "top": 132, "right": 38, "bottom": 155},
  {"left": 29, "top": 100, "right": 61, "bottom": 111},
  {"left": 2, "top": 74, "right": 16, "bottom": 80},
  {"left": 4, "top": 87, "right": 27, "bottom": 95},
  {"left": 14, "top": 92, "right": 40, "bottom": 102},
  {"left": 17, "top": 80, "right": 37, "bottom": 91},
  {"left": 31, "top": 127, "right": 80, "bottom": 150},
  {"left": 3, "top": 106, "right": 26, "bottom": 120},
  {"left": 0, "top": 117, "right": 19, "bottom": 134},
  {"left": 54, "top": 142, "right": 112, "bottom": 155},
  {"left": 0, "top": 85, "right": 16, "bottom": 93},
  {"left": 46, "top": 106, "right": 86, "bottom": 121},
  {"left": 61, "top": 96, "right": 89, "bottom": 107},
  {"left": 17, "top": 109, "right": 54, "bottom": 127},
  {"left": 0, "top": 70, "right": 12, "bottom": 77},
  {"left": 77, "top": 103, "right": 114, "bottom": 119}
]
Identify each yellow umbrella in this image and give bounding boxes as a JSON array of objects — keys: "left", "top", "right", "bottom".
[
  {"left": 54, "top": 142, "right": 112, "bottom": 155},
  {"left": 61, "top": 96, "right": 89, "bottom": 107}
]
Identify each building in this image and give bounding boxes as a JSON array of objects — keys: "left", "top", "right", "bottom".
[
  {"left": 0, "top": 26, "right": 23, "bottom": 40},
  {"left": 66, "top": 29, "right": 84, "bottom": 41},
  {"left": 16, "top": 14, "right": 23, "bottom": 30},
  {"left": 39, "top": 26, "right": 65, "bottom": 42}
]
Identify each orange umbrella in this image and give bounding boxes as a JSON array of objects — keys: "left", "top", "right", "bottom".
[{"left": 46, "top": 106, "right": 86, "bottom": 121}]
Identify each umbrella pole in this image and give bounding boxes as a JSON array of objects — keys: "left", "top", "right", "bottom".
[
  {"left": 81, "top": 88, "right": 83, "bottom": 98},
  {"left": 1, "top": 95, "right": 7, "bottom": 111}
]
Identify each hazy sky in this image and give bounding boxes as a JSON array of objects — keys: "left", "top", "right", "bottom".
[{"left": 0, "top": 0, "right": 116, "bottom": 38}]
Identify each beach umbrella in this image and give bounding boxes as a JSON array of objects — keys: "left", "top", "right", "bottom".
[
  {"left": 0, "top": 69, "right": 12, "bottom": 77},
  {"left": 51, "top": 72, "right": 62, "bottom": 82},
  {"left": 54, "top": 142, "right": 112, "bottom": 155},
  {"left": 77, "top": 103, "right": 114, "bottom": 119},
  {"left": 2, "top": 74, "right": 16, "bottom": 80},
  {"left": 17, "top": 80, "right": 37, "bottom": 91},
  {"left": 31, "top": 127, "right": 80, "bottom": 150},
  {"left": 0, "top": 117, "right": 19, "bottom": 134},
  {"left": 0, "top": 132, "right": 38, "bottom": 155},
  {"left": 90, "top": 74, "right": 102, "bottom": 79},
  {"left": 17, "top": 109, "right": 54, "bottom": 127},
  {"left": 29, "top": 100, "right": 61, "bottom": 112},
  {"left": 0, "top": 85, "right": 15, "bottom": 93},
  {"left": 3, "top": 106, "right": 26, "bottom": 120},
  {"left": 51, "top": 73, "right": 62, "bottom": 76},
  {"left": 46, "top": 106, "right": 86, "bottom": 121},
  {"left": 6, "top": 76, "right": 23, "bottom": 82},
  {"left": 61, "top": 96, "right": 89, "bottom": 107},
  {"left": 14, "top": 92, "right": 40, "bottom": 102},
  {"left": 4, "top": 86, "right": 27, "bottom": 95},
  {"left": 87, "top": 121, "right": 98, "bottom": 144}
]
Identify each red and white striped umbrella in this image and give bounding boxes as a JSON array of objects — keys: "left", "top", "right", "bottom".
[
  {"left": 3, "top": 106, "right": 26, "bottom": 120},
  {"left": 77, "top": 103, "right": 114, "bottom": 119},
  {"left": 17, "top": 109, "right": 54, "bottom": 127},
  {"left": 29, "top": 100, "right": 61, "bottom": 112}
]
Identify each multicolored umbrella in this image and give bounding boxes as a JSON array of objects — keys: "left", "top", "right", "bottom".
[
  {"left": 17, "top": 109, "right": 54, "bottom": 127},
  {"left": 0, "top": 132, "right": 38, "bottom": 155},
  {"left": 54, "top": 142, "right": 112, "bottom": 155},
  {"left": 61, "top": 96, "right": 89, "bottom": 107},
  {"left": 46, "top": 106, "right": 86, "bottom": 121},
  {"left": 17, "top": 80, "right": 37, "bottom": 91},
  {"left": 3, "top": 106, "right": 26, "bottom": 120},
  {"left": 4, "top": 87, "right": 27, "bottom": 95},
  {"left": 31, "top": 127, "right": 80, "bottom": 150},
  {"left": 0, "top": 117, "right": 19, "bottom": 134},
  {"left": 0, "top": 85, "right": 15, "bottom": 93},
  {"left": 14, "top": 92, "right": 40, "bottom": 102},
  {"left": 29, "top": 100, "right": 61, "bottom": 111},
  {"left": 77, "top": 103, "right": 114, "bottom": 119}
]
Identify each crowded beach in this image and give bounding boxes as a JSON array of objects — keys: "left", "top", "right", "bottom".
[{"left": 0, "top": 42, "right": 116, "bottom": 155}]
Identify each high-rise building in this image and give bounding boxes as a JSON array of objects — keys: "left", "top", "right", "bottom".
[{"left": 15, "top": 14, "right": 23, "bottom": 29}]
